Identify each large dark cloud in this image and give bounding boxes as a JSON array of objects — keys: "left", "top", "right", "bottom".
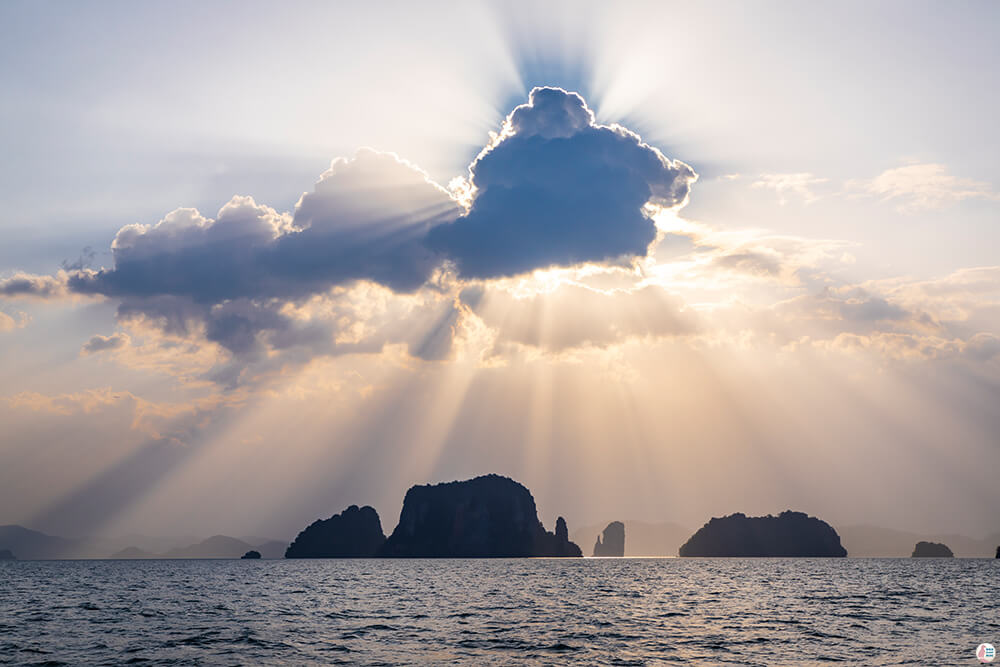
[
  {"left": 1, "top": 89, "right": 699, "bottom": 376},
  {"left": 426, "top": 87, "right": 697, "bottom": 278},
  {"left": 58, "top": 150, "right": 462, "bottom": 363},
  {"left": 15, "top": 89, "right": 696, "bottom": 307},
  {"left": 70, "top": 150, "right": 461, "bottom": 302}
]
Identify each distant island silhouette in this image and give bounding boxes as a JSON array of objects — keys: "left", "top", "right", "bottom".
[
  {"left": 5, "top": 505, "right": 998, "bottom": 560},
  {"left": 911, "top": 541, "right": 953, "bottom": 557},
  {"left": 379, "top": 474, "right": 581, "bottom": 557},
  {"left": 835, "top": 524, "right": 1000, "bottom": 557},
  {"left": 285, "top": 505, "right": 385, "bottom": 558},
  {"left": 0, "top": 548, "right": 14, "bottom": 560},
  {"left": 110, "top": 536, "right": 286, "bottom": 559},
  {"left": 678, "top": 511, "right": 847, "bottom": 557},
  {"left": 284, "top": 474, "right": 581, "bottom": 558},
  {"left": 163, "top": 535, "right": 266, "bottom": 559},
  {"left": 593, "top": 521, "right": 625, "bottom": 557},
  {"left": 241, "top": 550, "right": 262, "bottom": 559}
]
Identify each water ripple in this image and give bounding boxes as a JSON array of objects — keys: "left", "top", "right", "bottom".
[{"left": 0, "top": 558, "right": 996, "bottom": 665}]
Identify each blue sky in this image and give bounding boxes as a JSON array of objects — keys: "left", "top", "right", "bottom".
[{"left": 0, "top": 1, "right": 998, "bottom": 539}]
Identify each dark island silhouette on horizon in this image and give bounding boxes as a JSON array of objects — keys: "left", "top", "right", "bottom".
[
  {"left": 12, "top": 480, "right": 995, "bottom": 559},
  {"left": 678, "top": 510, "right": 848, "bottom": 557},
  {"left": 285, "top": 505, "right": 386, "bottom": 558},
  {"left": 593, "top": 521, "right": 625, "bottom": 557},
  {"left": 286, "top": 474, "right": 582, "bottom": 558},
  {"left": 911, "top": 541, "right": 953, "bottom": 557}
]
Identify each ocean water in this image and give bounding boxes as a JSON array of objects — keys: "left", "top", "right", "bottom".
[{"left": 1, "top": 558, "right": 997, "bottom": 666}]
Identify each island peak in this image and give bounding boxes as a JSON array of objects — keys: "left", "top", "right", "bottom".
[
  {"left": 285, "top": 505, "right": 386, "bottom": 558},
  {"left": 593, "top": 521, "right": 625, "bottom": 557},
  {"left": 378, "top": 474, "right": 582, "bottom": 557}
]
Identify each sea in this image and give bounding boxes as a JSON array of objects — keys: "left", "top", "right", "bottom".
[{"left": 1, "top": 558, "right": 997, "bottom": 665}]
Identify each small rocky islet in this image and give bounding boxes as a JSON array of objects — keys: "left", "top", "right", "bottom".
[{"left": 593, "top": 521, "right": 625, "bottom": 557}]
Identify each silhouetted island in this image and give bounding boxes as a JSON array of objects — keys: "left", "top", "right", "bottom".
[
  {"left": 996, "top": 546, "right": 999, "bottom": 559},
  {"left": 241, "top": 550, "right": 262, "bottom": 559},
  {"left": 593, "top": 521, "right": 625, "bottom": 557},
  {"left": 379, "top": 474, "right": 582, "bottom": 557},
  {"left": 285, "top": 505, "right": 386, "bottom": 558},
  {"left": 678, "top": 510, "right": 847, "bottom": 557},
  {"left": 911, "top": 541, "right": 953, "bottom": 557},
  {"left": 0, "top": 548, "right": 15, "bottom": 560}
]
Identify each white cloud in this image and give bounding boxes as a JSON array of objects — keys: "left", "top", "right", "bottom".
[
  {"left": 849, "top": 162, "right": 999, "bottom": 211},
  {"left": 751, "top": 172, "right": 828, "bottom": 205}
]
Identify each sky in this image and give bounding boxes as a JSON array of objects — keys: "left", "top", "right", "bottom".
[{"left": 1, "top": 0, "right": 998, "bottom": 541}]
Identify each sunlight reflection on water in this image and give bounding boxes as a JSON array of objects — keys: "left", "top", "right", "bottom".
[{"left": 1, "top": 558, "right": 997, "bottom": 665}]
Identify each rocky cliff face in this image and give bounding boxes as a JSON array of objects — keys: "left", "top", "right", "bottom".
[
  {"left": 679, "top": 510, "right": 847, "bottom": 557},
  {"left": 593, "top": 521, "right": 625, "bottom": 557},
  {"left": 911, "top": 541, "right": 953, "bottom": 557},
  {"left": 378, "top": 474, "right": 581, "bottom": 557},
  {"left": 538, "top": 516, "right": 583, "bottom": 557},
  {"left": 285, "top": 505, "right": 386, "bottom": 558}
]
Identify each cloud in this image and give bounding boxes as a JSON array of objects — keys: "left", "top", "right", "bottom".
[
  {"left": 3, "top": 387, "right": 219, "bottom": 442},
  {"left": 668, "top": 220, "right": 855, "bottom": 291},
  {"left": 20, "top": 92, "right": 989, "bottom": 382},
  {"left": 0, "top": 89, "right": 705, "bottom": 383},
  {"left": 53, "top": 150, "right": 462, "bottom": 372},
  {"left": 81, "top": 333, "right": 129, "bottom": 355},
  {"left": 751, "top": 172, "right": 828, "bottom": 205},
  {"left": 426, "top": 87, "right": 697, "bottom": 278},
  {"left": 0, "top": 310, "right": 28, "bottom": 332},
  {"left": 863, "top": 266, "right": 1000, "bottom": 330},
  {"left": 849, "top": 163, "right": 999, "bottom": 211},
  {"left": 71, "top": 150, "right": 461, "bottom": 303},
  {"left": 964, "top": 332, "right": 1000, "bottom": 362},
  {"left": 779, "top": 288, "right": 911, "bottom": 325},
  {"left": 819, "top": 332, "right": 962, "bottom": 362},
  {"left": 0, "top": 272, "right": 68, "bottom": 299},
  {"left": 712, "top": 250, "right": 785, "bottom": 280},
  {"left": 61, "top": 246, "right": 96, "bottom": 272},
  {"left": 99, "top": 279, "right": 466, "bottom": 389}
]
